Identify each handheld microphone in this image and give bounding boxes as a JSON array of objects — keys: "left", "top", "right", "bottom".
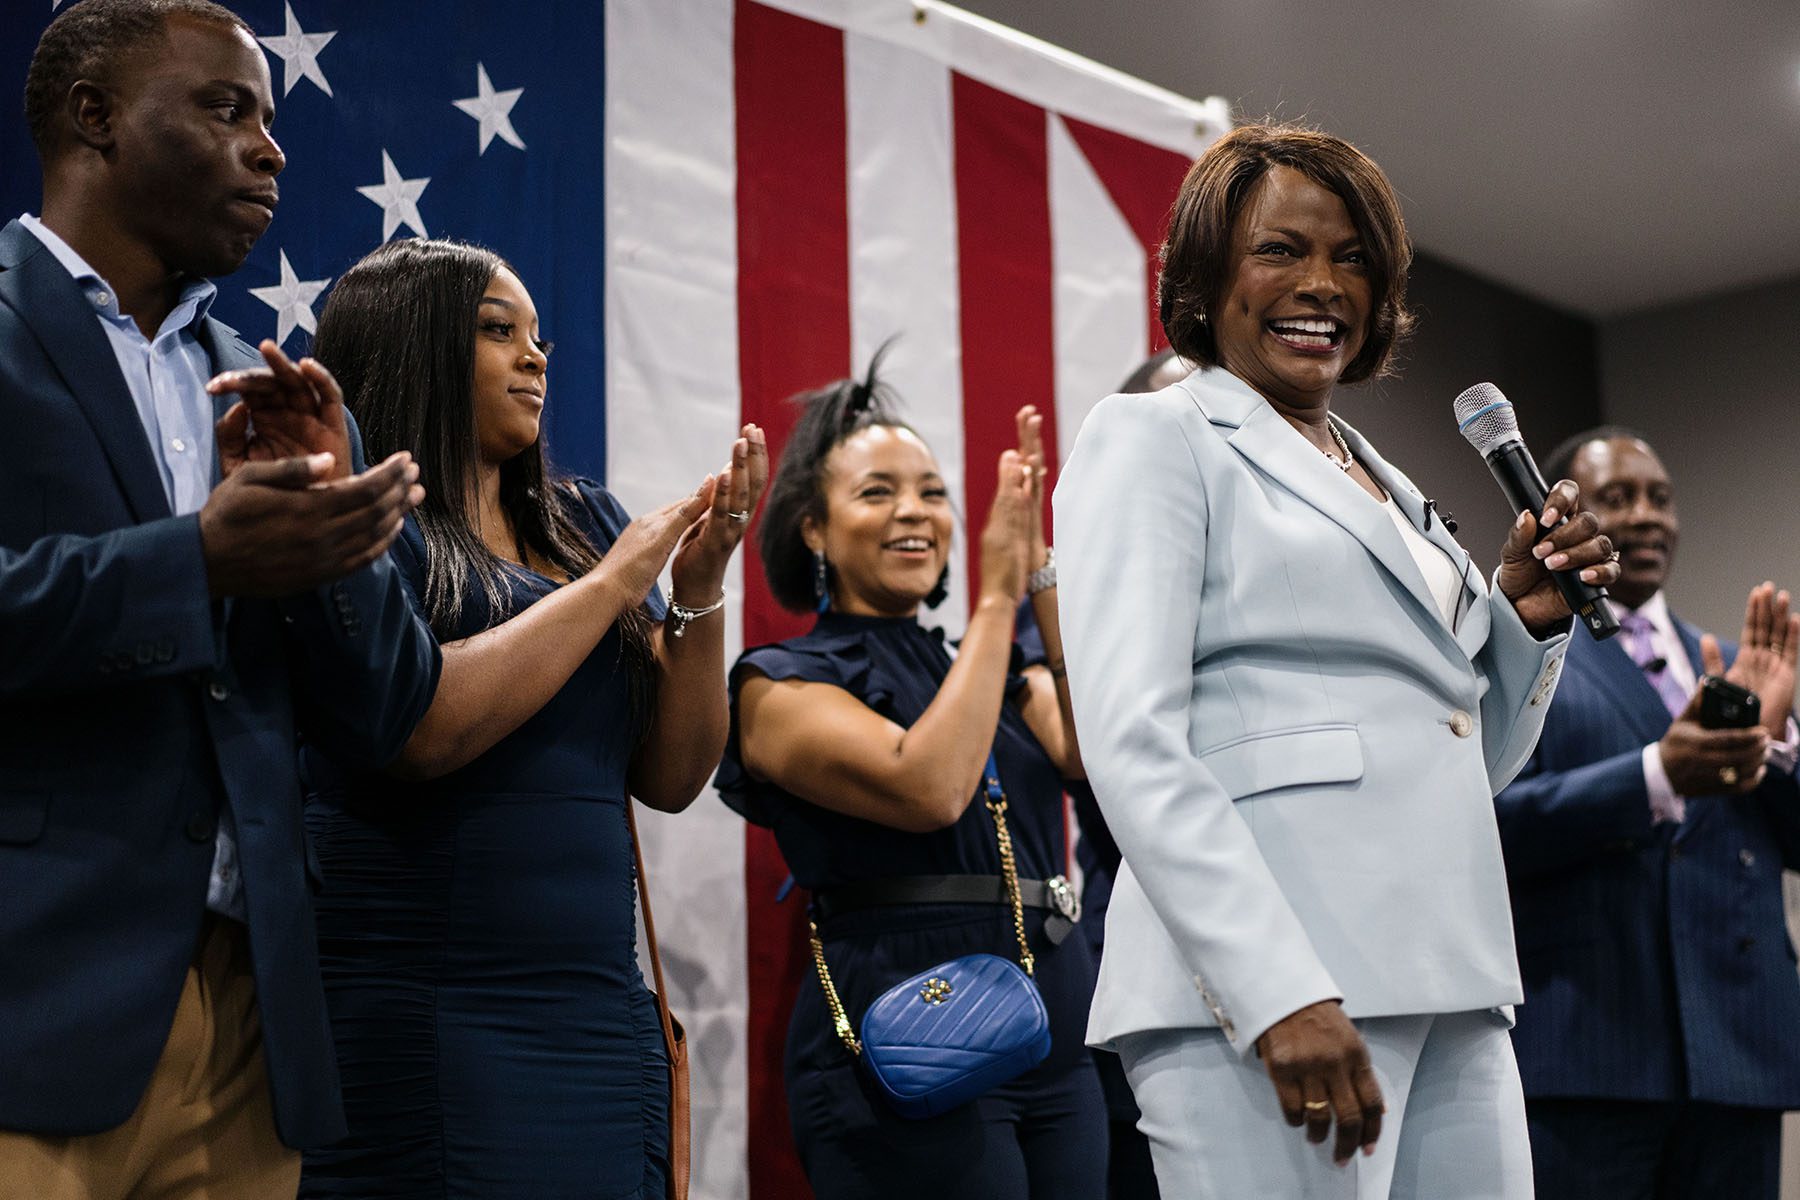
[{"left": 1453, "top": 382, "right": 1620, "bottom": 641}]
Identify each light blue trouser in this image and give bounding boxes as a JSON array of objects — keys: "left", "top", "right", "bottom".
[{"left": 1117, "top": 1010, "right": 1534, "bottom": 1199}]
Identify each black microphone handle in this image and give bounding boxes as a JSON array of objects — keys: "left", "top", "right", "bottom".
[{"left": 1484, "top": 441, "right": 1621, "bottom": 641}]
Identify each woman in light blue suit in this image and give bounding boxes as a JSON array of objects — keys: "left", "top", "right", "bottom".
[{"left": 1054, "top": 125, "right": 1622, "bottom": 1199}]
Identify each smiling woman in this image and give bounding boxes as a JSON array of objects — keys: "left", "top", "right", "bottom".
[
  {"left": 1052, "top": 123, "right": 1625, "bottom": 1200},
  {"left": 717, "top": 354, "right": 1105, "bottom": 1198}
]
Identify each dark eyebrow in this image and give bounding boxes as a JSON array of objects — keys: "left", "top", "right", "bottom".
[
  {"left": 854, "top": 470, "right": 944, "bottom": 485},
  {"left": 1262, "top": 226, "right": 1363, "bottom": 251},
  {"left": 478, "top": 298, "right": 518, "bottom": 311}
]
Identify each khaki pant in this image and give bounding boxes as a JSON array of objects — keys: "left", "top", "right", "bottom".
[{"left": 0, "top": 917, "right": 300, "bottom": 1200}]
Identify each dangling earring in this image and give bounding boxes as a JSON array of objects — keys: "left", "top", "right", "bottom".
[
  {"left": 925, "top": 566, "right": 949, "bottom": 610},
  {"left": 813, "top": 550, "right": 831, "bottom": 614}
]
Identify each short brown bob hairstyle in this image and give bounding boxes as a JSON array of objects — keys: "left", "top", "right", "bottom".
[{"left": 1158, "top": 123, "right": 1416, "bottom": 386}]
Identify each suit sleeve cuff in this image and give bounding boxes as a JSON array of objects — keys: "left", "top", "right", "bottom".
[
  {"left": 1763, "top": 716, "right": 1800, "bottom": 775},
  {"left": 1642, "top": 742, "right": 1687, "bottom": 824}
]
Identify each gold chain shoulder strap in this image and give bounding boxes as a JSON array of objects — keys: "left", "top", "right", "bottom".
[{"left": 807, "top": 759, "right": 1033, "bottom": 1056}]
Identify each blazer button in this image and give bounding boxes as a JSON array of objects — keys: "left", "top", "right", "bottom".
[
  {"left": 185, "top": 813, "right": 216, "bottom": 842},
  {"left": 1448, "top": 710, "right": 1474, "bottom": 738},
  {"left": 1740, "top": 848, "right": 1757, "bottom": 869},
  {"left": 207, "top": 680, "right": 230, "bottom": 702},
  {"left": 1737, "top": 935, "right": 1757, "bottom": 953}
]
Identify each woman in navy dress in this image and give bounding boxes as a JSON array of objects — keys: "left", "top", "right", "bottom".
[
  {"left": 296, "top": 238, "right": 766, "bottom": 1198},
  {"left": 718, "top": 356, "right": 1106, "bottom": 1197}
]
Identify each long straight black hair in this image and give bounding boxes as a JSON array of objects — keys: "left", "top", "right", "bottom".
[{"left": 312, "top": 237, "right": 656, "bottom": 720}]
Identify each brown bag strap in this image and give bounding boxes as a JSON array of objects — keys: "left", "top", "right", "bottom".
[{"left": 626, "top": 800, "right": 679, "bottom": 1058}]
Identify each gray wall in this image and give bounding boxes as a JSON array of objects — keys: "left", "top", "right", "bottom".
[
  {"left": 1598, "top": 274, "right": 1800, "bottom": 634},
  {"left": 1335, "top": 252, "right": 1604, "bottom": 576}
]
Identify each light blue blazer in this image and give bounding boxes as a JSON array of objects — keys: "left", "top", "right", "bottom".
[{"left": 1053, "top": 366, "right": 1568, "bottom": 1058}]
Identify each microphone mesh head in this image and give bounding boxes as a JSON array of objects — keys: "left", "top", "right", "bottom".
[{"left": 1453, "top": 382, "right": 1521, "bottom": 456}]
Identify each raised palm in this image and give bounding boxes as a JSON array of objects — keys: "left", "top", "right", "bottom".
[{"left": 1704, "top": 582, "right": 1799, "bottom": 739}]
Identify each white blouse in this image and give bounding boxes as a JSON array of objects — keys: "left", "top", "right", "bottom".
[{"left": 1383, "top": 496, "right": 1462, "bottom": 628}]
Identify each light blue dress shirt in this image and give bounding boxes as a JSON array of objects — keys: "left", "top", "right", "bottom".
[{"left": 21, "top": 213, "right": 245, "bottom": 921}]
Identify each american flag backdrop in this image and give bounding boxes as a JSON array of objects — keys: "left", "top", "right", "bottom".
[
  {"left": 606, "top": 4, "right": 1224, "bottom": 1195},
  {"left": 0, "top": 2, "right": 1227, "bottom": 1196}
]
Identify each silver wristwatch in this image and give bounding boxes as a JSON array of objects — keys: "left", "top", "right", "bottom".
[{"left": 1026, "top": 547, "right": 1057, "bottom": 595}]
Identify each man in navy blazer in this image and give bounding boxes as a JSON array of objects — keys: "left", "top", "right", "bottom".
[
  {"left": 0, "top": 2, "right": 439, "bottom": 1195},
  {"left": 1496, "top": 428, "right": 1800, "bottom": 1199}
]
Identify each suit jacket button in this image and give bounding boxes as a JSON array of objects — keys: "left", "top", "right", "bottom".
[
  {"left": 185, "top": 814, "right": 215, "bottom": 842},
  {"left": 207, "top": 680, "right": 230, "bottom": 702},
  {"left": 1740, "top": 848, "right": 1757, "bottom": 868},
  {"left": 1737, "top": 935, "right": 1757, "bottom": 953},
  {"left": 1448, "top": 710, "right": 1474, "bottom": 737}
]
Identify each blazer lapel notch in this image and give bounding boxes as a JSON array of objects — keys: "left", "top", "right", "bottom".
[
  {"left": 0, "top": 224, "right": 172, "bottom": 524},
  {"left": 1227, "top": 403, "right": 1446, "bottom": 630}
]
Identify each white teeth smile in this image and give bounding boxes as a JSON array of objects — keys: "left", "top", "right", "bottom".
[
  {"left": 887, "top": 538, "right": 931, "bottom": 551},
  {"left": 1270, "top": 318, "right": 1339, "bottom": 334},
  {"left": 1268, "top": 318, "right": 1342, "bottom": 348}
]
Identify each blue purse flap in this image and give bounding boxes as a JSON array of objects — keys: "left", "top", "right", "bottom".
[{"left": 858, "top": 952, "right": 1051, "bottom": 1119}]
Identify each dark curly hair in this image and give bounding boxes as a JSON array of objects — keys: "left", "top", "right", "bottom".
[
  {"left": 1159, "top": 122, "right": 1416, "bottom": 386},
  {"left": 24, "top": 0, "right": 251, "bottom": 158},
  {"left": 759, "top": 342, "right": 936, "bottom": 613}
]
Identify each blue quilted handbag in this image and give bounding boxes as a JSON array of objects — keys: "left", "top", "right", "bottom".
[{"left": 807, "top": 756, "right": 1052, "bottom": 1119}]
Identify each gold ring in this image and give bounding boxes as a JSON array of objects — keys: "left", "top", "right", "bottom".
[
  {"left": 1303, "top": 1100, "right": 1330, "bottom": 1113},
  {"left": 1719, "top": 765, "right": 1739, "bottom": 786}
]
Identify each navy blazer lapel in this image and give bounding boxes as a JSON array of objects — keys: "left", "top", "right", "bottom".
[
  {"left": 0, "top": 221, "right": 170, "bottom": 524},
  {"left": 198, "top": 318, "right": 259, "bottom": 487},
  {"left": 1571, "top": 626, "right": 1673, "bottom": 747},
  {"left": 1179, "top": 370, "right": 1447, "bottom": 632},
  {"left": 1669, "top": 614, "right": 1722, "bottom": 843}
]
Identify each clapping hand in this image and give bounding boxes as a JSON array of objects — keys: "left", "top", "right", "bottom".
[
  {"left": 668, "top": 424, "right": 770, "bottom": 604},
  {"left": 1706, "top": 581, "right": 1798, "bottom": 743},
  {"left": 1013, "top": 406, "right": 1050, "bottom": 575},
  {"left": 209, "top": 340, "right": 353, "bottom": 481},
  {"left": 977, "top": 445, "right": 1035, "bottom": 606}
]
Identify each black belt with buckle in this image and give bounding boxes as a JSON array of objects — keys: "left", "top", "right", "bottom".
[{"left": 811, "top": 873, "right": 1082, "bottom": 945}]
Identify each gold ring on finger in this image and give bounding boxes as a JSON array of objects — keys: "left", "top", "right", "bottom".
[
  {"left": 1303, "top": 1100, "right": 1330, "bottom": 1113},
  {"left": 1606, "top": 549, "right": 1620, "bottom": 563},
  {"left": 1719, "top": 765, "right": 1739, "bottom": 786}
]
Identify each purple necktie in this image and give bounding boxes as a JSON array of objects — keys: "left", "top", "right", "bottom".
[{"left": 1618, "top": 611, "right": 1690, "bottom": 719}]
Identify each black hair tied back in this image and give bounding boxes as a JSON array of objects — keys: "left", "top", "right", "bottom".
[{"left": 757, "top": 336, "right": 920, "bottom": 613}]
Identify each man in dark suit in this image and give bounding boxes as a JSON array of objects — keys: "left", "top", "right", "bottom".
[
  {"left": 0, "top": 2, "right": 439, "bottom": 1195},
  {"left": 1496, "top": 428, "right": 1800, "bottom": 1199}
]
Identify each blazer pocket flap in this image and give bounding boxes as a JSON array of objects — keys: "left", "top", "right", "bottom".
[
  {"left": 1199, "top": 724, "right": 1363, "bottom": 800},
  {"left": 0, "top": 789, "right": 50, "bottom": 845}
]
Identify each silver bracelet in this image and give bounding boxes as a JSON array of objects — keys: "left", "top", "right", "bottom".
[
  {"left": 1026, "top": 547, "right": 1057, "bottom": 595},
  {"left": 667, "top": 594, "right": 725, "bottom": 639}
]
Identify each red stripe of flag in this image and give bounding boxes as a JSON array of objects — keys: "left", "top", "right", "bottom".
[
  {"left": 735, "top": 3, "right": 848, "bottom": 1195},
  {"left": 1060, "top": 116, "right": 1195, "bottom": 354},
  {"left": 952, "top": 73, "right": 1058, "bottom": 580}
]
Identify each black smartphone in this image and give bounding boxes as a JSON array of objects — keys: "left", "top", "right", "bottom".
[{"left": 1697, "top": 675, "right": 1761, "bottom": 730}]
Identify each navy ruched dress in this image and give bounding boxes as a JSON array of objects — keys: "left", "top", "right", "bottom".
[
  {"left": 717, "top": 610, "right": 1106, "bottom": 1199},
  {"left": 299, "top": 480, "right": 669, "bottom": 1200}
]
